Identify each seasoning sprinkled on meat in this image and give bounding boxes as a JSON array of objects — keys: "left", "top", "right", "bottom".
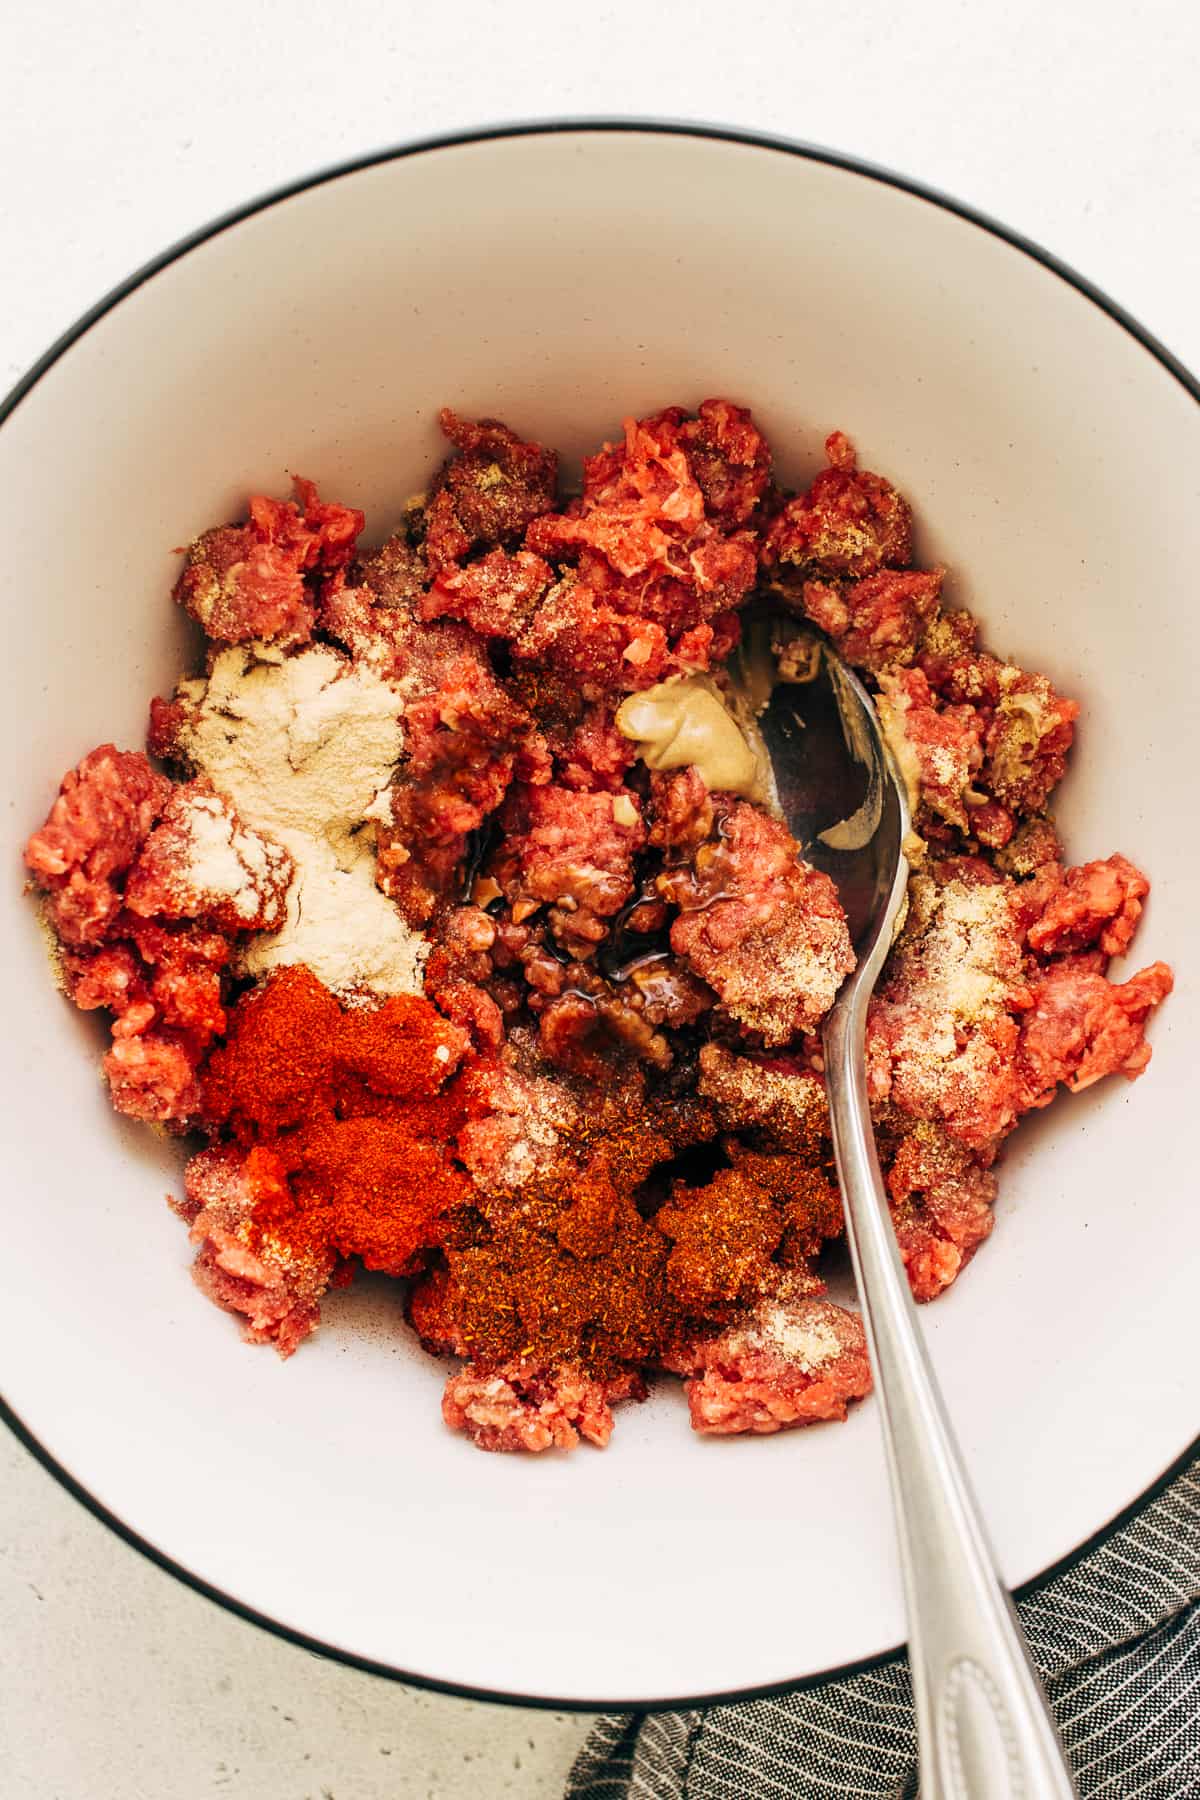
[
  {"left": 659, "top": 795, "right": 854, "bottom": 1044},
  {"left": 884, "top": 1120, "right": 998, "bottom": 1302},
  {"left": 663, "top": 1278, "right": 872, "bottom": 1436},
  {"left": 763, "top": 432, "right": 912, "bottom": 580},
  {"left": 424, "top": 410, "right": 558, "bottom": 571},
  {"left": 25, "top": 396, "right": 1173, "bottom": 1454},
  {"left": 801, "top": 566, "right": 944, "bottom": 673},
  {"left": 697, "top": 1043, "right": 829, "bottom": 1155},
  {"left": 867, "top": 864, "right": 1031, "bottom": 1152},
  {"left": 176, "top": 1145, "right": 335, "bottom": 1357},
  {"left": 440, "top": 1362, "right": 645, "bottom": 1454},
  {"left": 124, "top": 784, "right": 294, "bottom": 935},
  {"left": 174, "top": 477, "right": 363, "bottom": 648}
]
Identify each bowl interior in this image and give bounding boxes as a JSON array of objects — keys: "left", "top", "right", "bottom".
[{"left": 1, "top": 129, "right": 1196, "bottom": 1705}]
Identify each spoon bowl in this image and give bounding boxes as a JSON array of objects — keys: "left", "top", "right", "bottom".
[{"left": 761, "top": 648, "right": 908, "bottom": 950}]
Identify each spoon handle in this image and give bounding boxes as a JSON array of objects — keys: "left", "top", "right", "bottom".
[{"left": 823, "top": 971, "right": 1079, "bottom": 1800}]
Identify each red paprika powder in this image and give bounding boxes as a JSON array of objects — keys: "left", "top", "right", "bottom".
[{"left": 200, "top": 965, "right": 476, "bottom": 1274}]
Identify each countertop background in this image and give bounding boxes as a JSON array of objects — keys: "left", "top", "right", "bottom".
[{"left": 2, "top": 4, "right": 1197, "bottom": 1796}]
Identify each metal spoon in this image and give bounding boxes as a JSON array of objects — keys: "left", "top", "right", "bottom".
[{"left": 760, "top": 648, "right": 1079, "bottom": 1800}]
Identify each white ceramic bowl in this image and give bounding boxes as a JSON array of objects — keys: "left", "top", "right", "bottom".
[{"left": 2, "top": 124, "right": 1197, "bottom": 1708}]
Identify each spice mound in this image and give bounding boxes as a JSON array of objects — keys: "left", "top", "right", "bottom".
[{"left": 24, "top": 400, "right": 1172, "bottom": 1455}]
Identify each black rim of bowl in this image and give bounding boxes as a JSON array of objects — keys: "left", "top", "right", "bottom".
[{"left": 2, "top": 117, "right": 1197, "bottom": 1715}]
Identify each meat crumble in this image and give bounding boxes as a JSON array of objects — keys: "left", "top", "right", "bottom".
[{"left": 23, "top": 403, "right": 1172, "bottom": 1453}]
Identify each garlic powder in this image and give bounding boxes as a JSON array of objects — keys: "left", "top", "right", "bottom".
[{"left": 171, "top": 643, "right": 427, "bottom": 998}]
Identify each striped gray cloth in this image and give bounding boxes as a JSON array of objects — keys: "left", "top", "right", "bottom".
[{"left": 567, "top": 1454, "right": 1200, "bottom": 1799}]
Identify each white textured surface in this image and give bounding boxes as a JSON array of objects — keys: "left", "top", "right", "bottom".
[
  {"left": 0, "top": 1432, "right": 595, "bottom": 1798},
  {"left": 2, "top": 3, "right": 1198, "bottom": 1797}
]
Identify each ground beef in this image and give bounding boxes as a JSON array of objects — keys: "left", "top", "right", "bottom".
[
  {"left": 118, "top": 917, "right": 234, "bottom": 1041},
  {"left": 801, "top": 567, "right": 944, "bottom": 673},
  {"left": 422, "top": 906, "right": 506, "bottom": 1051},
  {"left": 904, "top": 612, "right": 1081, "bottom": 827},
  {"left": 176, "top": 1145, "right": 335, "bottom": 1356},
  {"left": 25, "top": 398, "right": 1175, "bottom": 1456},
  {"left": 616, "top": 957, "right": 713, "bottom": 1028},
  {"left": 881, "top": 661, "right": 1078, "bottom": 843},
  {"left": 864, "top": 848, "right": 1170, "bottom": 1300},
  {"left": 526, "top": 408, "right": 759, "bottom": 620},
  {"left": 103, "top": 1029, "right": 204, "bottom": 1125},
  {"left": 1018, "top": 960, "right": 1173, "bottom": 1103},
  {"left": 982, "top": 666, "right": 1079, "bottom": 815},
  {"left": 123, "top": 782, "right": 293, "bottom": 935},
  {"left": 916, "top": 608, "right": 998, "bottom": 703},
  {"left": 420, "top": 547, "right": 553, "bottom": 638},
  {"left": 490, "top": 782, "right": 645, "bottom": 955},
  {"left": 545, "top": 701, "right": 638, "bottom": 792},
  {"left": 696, "top": 1043, "right": 830, "bottom": 1155},
  {"left": 354, "top": 529, "right": 429, "bottom": 608},
  {"left": 62, "top": 918, "right": 230, "bottom": 1077},
  {"left": 993, "top": 815, "right": 1063, "bottom": 878},
  {"left": 659, "top": 796, "right": 854, "bottom": 1044},
  {"left": 514, "top": 562, "right": 744, "bottom": 697},
  {"left": 762, "top": 431, "right": 912, "bottom": 580},
  {"left": 440, "top": 1362, "right": 645, "bottom": 1453},
  {"left": 876, "top": 666, "right": 986, "bottom": 834},
  {"left": 25, "top": 752, "right": 253, "bottom": 1123},
  {"left": 674, "top": 398, "right": 772, "bottom": 529},
  {"left": 174, "top": 477, "right": 363, "bottom": 648},
  {"left": 866, "top": 865, "right": 1032, "bottom": 1153},
  {"left": 25, "top": 746, "right": 172, "bottom": 947},
  {"left": 320, "top": 547, "right": 555, "bottom": 929},
  {"left": 646, "top": 767, "right": 715, "bottom": 850},
  {"left": 1027, "top": 853, "right": 1149, "bottom": 959},
  {"left": 423, "top": 410, "right": 558, "bottom": 571},
  {"left": 663, "top": 1279, "right": 871, "bottom": 1436},
  {"left": 517, "top": 405, "right": 762, "bottom": 694},
  {"left": 452, "top": 1033, "right": 627, "bottom": 1195},
  {"left": 376, "top": 645, "right": 546, "bottom": 928},
  {"left": 884, "top": 1121, "right": 999, "bottom": 1302},
  {"left": 321, "top": 558, "right": 540, "bottom": 739}
]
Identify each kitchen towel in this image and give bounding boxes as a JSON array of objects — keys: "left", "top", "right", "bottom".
[{"left": 567, "top": 1450, "right": 1200, "bottom": 1799}]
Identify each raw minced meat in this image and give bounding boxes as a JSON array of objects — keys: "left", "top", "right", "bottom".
[
  {"left": 176, "top": 1144, "right": 336, "bottom": 1356},
  {"left": 420, "top": 546, "right": 553, "bottom": 639},
  {"left": 663, "top": 1278, "right": 872, "bottom": 1436},
  {"left": 174, "top": 476, "right": 363, "bottom": 648},
  {"left": 800, "top": 567, "right": 944, "bottom": 674},
  {"left": 696, "top": 1043, "right": 830, "bottom": 1155},
  {"left": 440, "top": 1362, "right": 645, "bottom": 1454},
  {"left": 883, "top": 1120, "right": 999, "bottom": 1302},
  {"left": 124, "top": 783, "right": 294, "bottom": 934},
  {"left": 24, "top": 399, "right": 1171, "bottom": 1455},
  {"left": 1026, "top": 853, "right": 1149, "bottom": 959},
  {"left": 27, "top": 751, "right": 290, "bottom": 1123},
  {"left": 762, "top": 430, "right": 912, "bottom": 580},
  {"left": 658, "top": 789, "right": 855, "bottom": 1044},
  {"left": 423, "top": 409, "right": 559, "bottom": 570},
  {"left": 25, "top": 745, "right": 172, "bottom": 947},
  {"left": 516, "top": 406, "right": 761, "bottom": 694},
  {"left": 1018, "top": 959, "right": 1173, "bottom": 1103},
  {"left": 867, "top": 856, "right": 1170, "bottom": 1164},
  {"left": 492, "top": 782, "right": 646, "bottom": 953}
]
